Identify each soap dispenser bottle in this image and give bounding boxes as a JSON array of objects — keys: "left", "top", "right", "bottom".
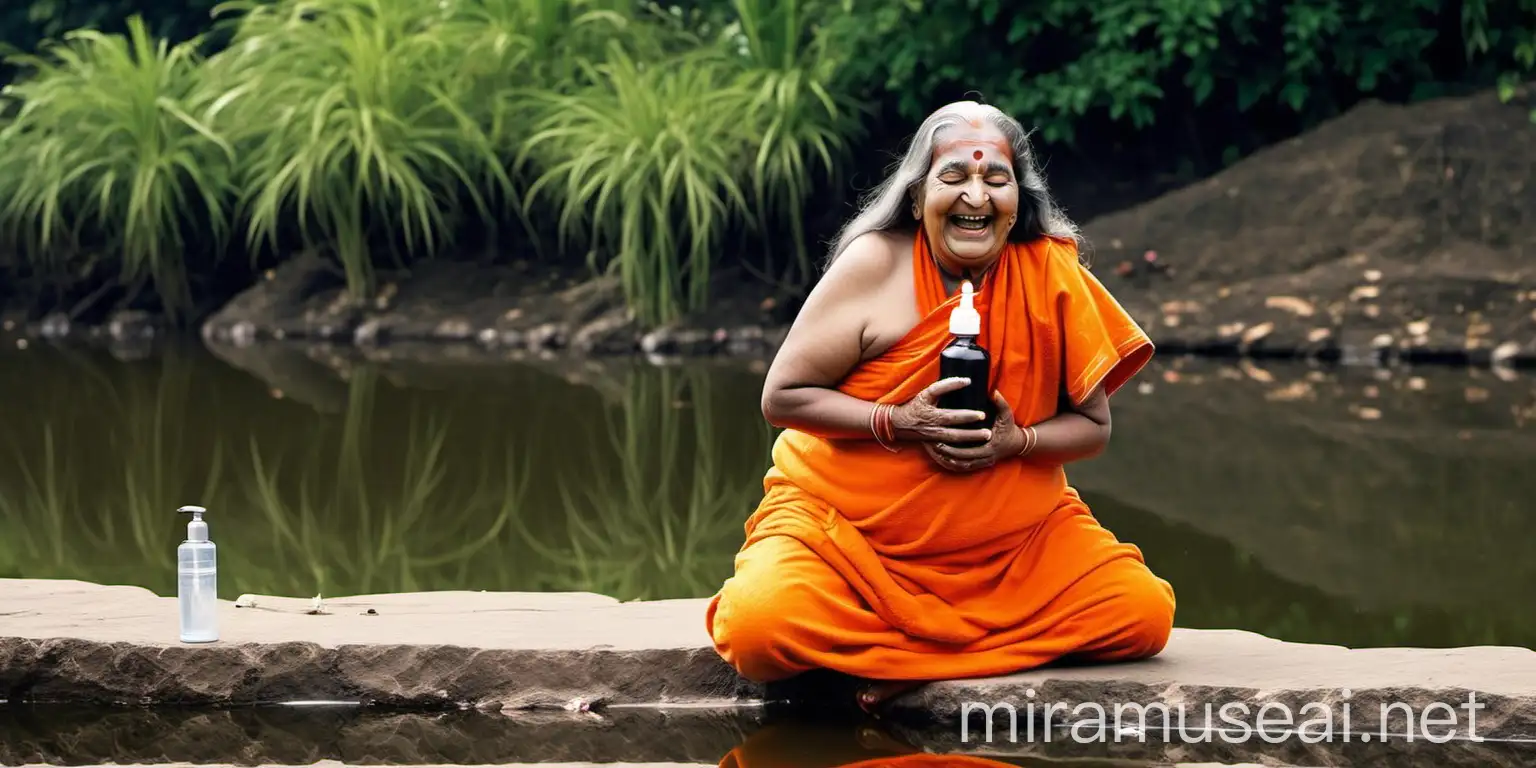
[
  {"left": 177, "top": 504, "right": 218, "bottom": 643},
  {"left": 937, "top": 280, "right": 995, "bottom": 448}
]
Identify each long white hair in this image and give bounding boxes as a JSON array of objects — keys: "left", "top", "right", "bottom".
[{"left": 825, "top": 101, "right": 1079, "bottom": 267}]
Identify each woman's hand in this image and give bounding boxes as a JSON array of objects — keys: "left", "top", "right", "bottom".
[
  {"left": 889, "top": 377, "right": 993, "bottom": 445},
  {"left": 925, "top": 390, "right": 1027, "bottom": 473}
]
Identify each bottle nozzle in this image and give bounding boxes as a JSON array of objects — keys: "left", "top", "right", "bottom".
[
  {"left": 179, "top": 505, "right": 209, "bottom": 542},
  {"left": 949, "top": 280, "right": 981, "bottom": 336}
]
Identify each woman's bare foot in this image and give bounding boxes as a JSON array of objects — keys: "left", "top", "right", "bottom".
[{"left": 855, "top": 679, "right": 926, "bottom": 714}]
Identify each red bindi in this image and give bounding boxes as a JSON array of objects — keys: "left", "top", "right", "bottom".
[{"left": 973, "top": 150, "right": 984, "bottom": 161}]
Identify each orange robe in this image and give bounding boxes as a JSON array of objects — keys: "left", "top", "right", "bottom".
[
  {"left": 716, "top": 719, "right": 1019, "bottom": 768},
  {"left": 704, "top": 232, "right": 1174, "bottom": 683}
]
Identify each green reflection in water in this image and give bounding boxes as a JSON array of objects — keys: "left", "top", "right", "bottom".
[{"left": 0, "top": 342, "right": 1532, "bottom": 650}]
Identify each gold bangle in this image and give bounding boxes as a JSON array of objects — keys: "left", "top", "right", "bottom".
[{"left": 1017, "top": 425, "right": 1037, "bottom": 457}]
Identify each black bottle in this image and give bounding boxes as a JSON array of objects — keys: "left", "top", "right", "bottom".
[{"left": 936, "top": 280, "right": 995, "bottom": 448}]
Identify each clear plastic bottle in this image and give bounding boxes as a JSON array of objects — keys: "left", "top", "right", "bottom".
[{"left": 177, "top": 505, "right": 218, "bottom": 643}]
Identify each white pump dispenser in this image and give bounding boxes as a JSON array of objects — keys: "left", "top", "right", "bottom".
[
  {"left": 177, "top": 504, "right": 218, "bottom": 643},
  {"left": 949, "top": 280, "right": 981, "bottom": 336}
]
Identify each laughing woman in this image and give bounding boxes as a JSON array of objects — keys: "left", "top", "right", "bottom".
[{"left": 704, "top": 101, "right": 1175, "bottom": 710}]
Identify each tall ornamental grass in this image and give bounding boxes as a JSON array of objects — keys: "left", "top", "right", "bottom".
[
  {"left": 0, "top": 0, "right": 867, "bottom": 325},
  {"left": 0, "top": 16, "right": 236, "bottom": 321},
  {"left": 204, "top": 0, "right": 514, "bottom": 300}
]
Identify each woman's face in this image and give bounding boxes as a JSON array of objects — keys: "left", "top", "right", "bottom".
[{"left": 915, "top": 119, "right": 1019, "bottom": 274}]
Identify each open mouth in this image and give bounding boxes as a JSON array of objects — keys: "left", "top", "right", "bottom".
[{"left": 949, "top": 214, "right": 992, "bottom": 232}]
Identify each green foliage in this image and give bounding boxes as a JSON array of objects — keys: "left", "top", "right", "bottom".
[
  {"left": 825, "top": 0, "right": 1536, "bottom": 145},
  {"left": 0, "top": 16, "right": 235, "bottom": 320},
  {"left": 0, "top": 0, "right": 1533, "bottom": 323},
  {"left": 202, "top": 0, "right": 515, "bottom": 299},
  {"left": 0, "top": 0, "right": 863, "bottom": 324}
]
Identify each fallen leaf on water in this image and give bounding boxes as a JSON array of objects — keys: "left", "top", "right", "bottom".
[
  {"left": 1306, "top": 371, "right": 1329, "bottom": 383},
  {"left": 1217, "top": 366, "right": 1245, "bottom": 381},
  {"left": 1218, "top": 322, "right": 1246, "bottom": 337},
  {"left": 1363, "top": 269, "right": 1382, "bottom": 282},
  {"left": 1363, "top": 385, "right": 1379, "bottom": 398},
  {"left": 1137, "top": 381, "right": 1155, "bottom": 395},
  {"left": 504, "top": 308, "right": 523, "bottom": 320},
  {"left": 1492, "top": 341, "right": 1522, "bottom": 363},
  {"left": 1240, "top": 360, "right": 1274, "bottom": 382},
  {"left": 1161, "top": 300, "right": 1201, "bottom": 313},
  {"left": 759, "top": 297, "right": 777, "bottom": 311},
  {"left": 1466, "top": 321, "right": 1493, "bottom": 337},
  {"left": 1241, "top": 321, "right": 1274, "bottom": 344},
  {"left": 15, "top": 339, "right": 26, "bottom": 350},
  {"left": 1364, "top": 305, "right": 1380, "bottom": 318},
  {"left": 1406, "top": 319, "right": 1431, "bottom": 336},
  {"left": 1266, "top": 381, "right": 1312, "bottom": 401},
  {"left": 1465, "top": 387, "right": 1489, "bottom": 403},
  {"left": 1265, "top": 295, "right": 1315, "bottom": 316},
  {"left": 1163, "top": 370, "right": 1181, "bottom": 383},
  {"left": 1163, "top": 314, "right": 1182, "bottom": 327},
  {"left": 1306, "top": 327, "right": 1332, "bottom": 343},
  {"left": 1407, "top": 377, "right": 1426, "bottom": 391},
  {"left": 1354, "top": 406, "right": 1382, "bottom": 420},
  {"left": 1350, "top": 285, "right": 1381, "bottom": 301},
  {"left": 1218, "top": 286, "right": 1231, "bottom": 298},
  {"left": 1493, "top": 365, "right": 1518, "bottom": 382}
]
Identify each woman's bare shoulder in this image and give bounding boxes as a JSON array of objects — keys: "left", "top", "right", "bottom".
[{"left": 816, "top": 230, "right": 909, "bottom": 300}]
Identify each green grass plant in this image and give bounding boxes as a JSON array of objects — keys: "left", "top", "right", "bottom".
[
  {"left": 0, "top": 0, "right": 866, "bottom": 326},
  {"left": 0, "top": 16, "right": 236, "bottom": 321},
  {"left": 204, "top": 0, "right": 515, "bottom": 301}
]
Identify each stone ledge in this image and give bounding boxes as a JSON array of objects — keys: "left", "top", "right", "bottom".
[
  {"left": 3, "top": 578, "right": 1535, "bottom": 745},
  {"left": 0, "top": 579, "right": 753, "bottom": 710}
]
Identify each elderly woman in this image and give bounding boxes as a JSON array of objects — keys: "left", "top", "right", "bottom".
[{"left": 704, "top": 101, "right": 1174, "bottom": 709}]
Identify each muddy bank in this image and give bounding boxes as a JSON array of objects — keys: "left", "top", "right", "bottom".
[
  {"left": 1086, "top": 85, "right": 1536, "bottom": 367},
  {"left": 194, "top": 251, "right": 791, "bottom": 360}
]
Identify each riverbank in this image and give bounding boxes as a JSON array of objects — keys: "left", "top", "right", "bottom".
[
  {"left": 3, "top": 86, "right": 1534, "bottom": 367},
  {"left": 3, "top": 578, "right": 1535, "bottom": 766}
]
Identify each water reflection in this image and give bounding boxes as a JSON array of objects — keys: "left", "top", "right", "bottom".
[
  {"left": 5, "top": 702, "right": 1530, "bottom": 767},
  {"left": 0, "top": 340, "right": 1533, "bottom": 649}
]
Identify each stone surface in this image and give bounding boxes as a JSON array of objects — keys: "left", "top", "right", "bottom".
[
  {"left": 4, "top": 577, "right": 1536, "bottom": 752},
  {"left": 0, "top": 579, "right": 753, "bottom": 710},
  {"left": 886, "top": 627, "right": 1536, "bottom": 743}
]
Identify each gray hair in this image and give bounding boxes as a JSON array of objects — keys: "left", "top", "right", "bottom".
[{"left": 825, "top": 101, "right": 1080, "bottom": 267}]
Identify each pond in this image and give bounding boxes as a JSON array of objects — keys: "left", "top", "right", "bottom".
[{"left": 1, "top": 337, "right": 1534, "bottom": 766}]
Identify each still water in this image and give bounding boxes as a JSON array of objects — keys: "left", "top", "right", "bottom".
[{"left": 2, "top": 337, "right": 1534, "bottom": 652}]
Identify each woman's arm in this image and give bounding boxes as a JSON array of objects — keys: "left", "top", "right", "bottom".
[
  {"left": 760, "top": 234, "right": 899, "bottom": 438},
  {"left": 760, "top": 234, "right": 987, "bottom": 444},
  {"left": 1020, "top": 384, "right": 1112, "bottom": 464}
]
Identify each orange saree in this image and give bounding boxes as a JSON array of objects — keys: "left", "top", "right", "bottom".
[{"left": 705, "top": 233, "right": 1174, "bottom": 683}]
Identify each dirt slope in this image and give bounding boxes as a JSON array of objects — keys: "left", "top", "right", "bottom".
[{"left": 1084, "top": 85, "right": 1536, "bottom": 365}]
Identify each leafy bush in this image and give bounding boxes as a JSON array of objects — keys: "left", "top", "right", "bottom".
[{"left": 824, "top": 0, "right": 1536, "bottom": 154}]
